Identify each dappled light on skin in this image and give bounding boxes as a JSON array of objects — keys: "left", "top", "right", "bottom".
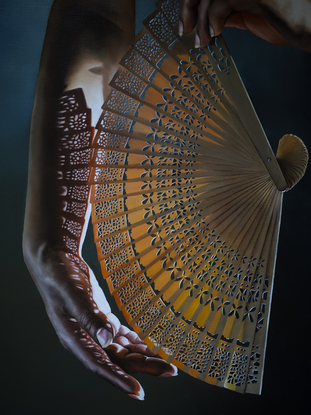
[
  {"left": 23, "top": 0, "right": 177, "bottom": 400},
  {"left": 23, "top": 0, "right": 310, "bottom": 402}
]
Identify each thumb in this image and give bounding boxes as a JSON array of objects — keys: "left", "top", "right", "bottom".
[
  {"left": 76, "top": 308, "right": 118, "bottom": 348},
  {"left": 77, "top": 267, "right": 121, "bottom": 347}
]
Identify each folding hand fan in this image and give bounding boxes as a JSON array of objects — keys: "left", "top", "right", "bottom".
[{"left": 89, "top": 0, "right": 308, "bottom": 394}]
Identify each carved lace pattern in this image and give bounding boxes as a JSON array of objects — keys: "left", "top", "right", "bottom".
[
  {"left": 56, "top": 88, "right": 93, "bottom": 272},
  {"left": 87, "top": 0, "right": 307, "bottom": 395}
]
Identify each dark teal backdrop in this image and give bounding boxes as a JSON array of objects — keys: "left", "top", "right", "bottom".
[{"left": 1, "top": 1, "right": 310, "bottom": 414}]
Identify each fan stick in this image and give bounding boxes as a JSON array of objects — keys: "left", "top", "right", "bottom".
[
  {"left": 101, "top": 89, "right": 259, "bottom": 162},
  {"left": 142, "top": 13, "right": 259, "bottom": 157},
  {"left": 112, "top": 61, "right": 254, "bottom": 155},
  {"left": 153, "top": 0, "right": 287, "bottom": 190},
  {"left": 95, "top": 109, "right": 259, "bottom": 163},
  {"left": 89, "top": 0, "right": 308, "bottom": 394}
]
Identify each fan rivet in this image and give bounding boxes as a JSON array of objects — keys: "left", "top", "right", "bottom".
[{"left": 267, "top": 158, "right": 271, "bottom": 163}]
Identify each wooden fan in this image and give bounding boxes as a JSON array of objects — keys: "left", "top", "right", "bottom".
[{"left": 89, "top": 0, "right": 308, "bottom": 394}]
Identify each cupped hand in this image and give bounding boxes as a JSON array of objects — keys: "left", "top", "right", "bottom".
[
  {"left": 179, "top": 0, "right": 290, "bottom": 47},
  {"left": 28, "top": 249, "right": 177, "bottom": 400}
]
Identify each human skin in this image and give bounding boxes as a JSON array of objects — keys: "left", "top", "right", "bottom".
[
  {"left": 23, "top": 0, "right": 177, "bottom": 401},
  {"left": 179, "top": 0, "right": 311, "bottom": 51},
  {"left": 23, "top": 0, "right": 310, "bottom": 402}
]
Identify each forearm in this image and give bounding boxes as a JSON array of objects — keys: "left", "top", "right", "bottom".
[
  {"left": 22, "top": 3, "right": 178, "bottom": 392},
  {"left": 23, "top": 0, "right": 135, "bottom": 264}
]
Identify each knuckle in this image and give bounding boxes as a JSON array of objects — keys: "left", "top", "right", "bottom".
[{"left": 79, "top": 309, "right": 97, "bottom": 337}]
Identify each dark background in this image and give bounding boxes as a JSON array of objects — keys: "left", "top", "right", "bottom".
[{"left": 1, "top": 1, "right": 310, "bottom": 414}]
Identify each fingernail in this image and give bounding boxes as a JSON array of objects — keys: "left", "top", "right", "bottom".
[
  {"left": 171, "top": 364, "right": 178, "bottom": 376},
  {"left": 97, "top": 328, "right": 113, "bottom": 348},
  {"left": 178, "top": 19, "right": 183, "bottom": 37},
  {"left": 160, "top": 364, "right": 178, "bottom": 377},
  {"left": 195, "top": 33, "right": 201, "bottom": 48},
  {"left": 127, "top": 380, "right": 145, "bottom": 401},
  {"left": 209, "top": 25, "right": 215, "bottom": 37}
]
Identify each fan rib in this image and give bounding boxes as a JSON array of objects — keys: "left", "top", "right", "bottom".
[{"left": 89, "top": 0, "right": 308, "bottom": 395}]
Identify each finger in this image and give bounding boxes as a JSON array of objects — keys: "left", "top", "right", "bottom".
[
  {"left": 124, "top": 331, "right": 150, "bottom": 347},
  {"left": 196, "top": 0, "right": 214, "bottom": 47},
  {"left": 125, "top": 342, "right": 156, "bottom": 356},
  {"left": 117, "top": 324, "right": 136, "bottom": 339},
  {"left": 105, "top": 312, "right": 121, "bottom": 335},
  {"left": 228, "top": 12, "right": 290, "bottom": 45},
  {"left": 115, "top": 326, "right": 161, "bottom": 356},
  {"left": 58, "top": 253, "right": 119, "bottom": 346},
  {"left": 224, "top": 11, "right": 248, "bottom": 30},
  {"left": 114, "top": 335, "right": 155, "bottom": 356},
  {"left": 52, "top": 312, "right": 145, "bottom": 400},
  {"left": 105, "top": 344, "right": 178, "bottom": 377},
  {"left": 74, "top": 307, "right": 116, "bottom": 348},
  {"left": 120, "top": 325, "right": 146, "bottom": 344},
  {"left": 209, "top": 0, "right": 234, "bottom": 37},
  {"left": 180, "top": 0, "right": 201, "bottom": 35}
]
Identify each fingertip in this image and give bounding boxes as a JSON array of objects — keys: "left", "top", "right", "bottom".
[
  {"left": 195, "top": 31, "right": 211, "bottom": 48},
  {"left": 97, "top": 353, "right": 145, "bottom": 398},
  {"left": 118, "top": 325, "right": 130, "bottom": 336},
  {"left": 125, "top": 329, "right": 142, "bottom": 344},
  {"left": 195, "top": 33, "right": 201, "bottom": 48},
  {"left": 159, "top": 364, "right": 178, "bottom": 377},
  {"left": 171, "top": 364, "right": 178, "bottom": 377},
  {"left": 208, "top": 1, "right": 231, "bottom": 38},
  {"left": 178, "top": 19, "right": 183, "bottom": 37},
  {"left": 207, "top": 21, "right": 224, "bottom": 38},
  {"left": 127, "top": 380, "right": 145, "bottom": 401},
  {"left": 179, "top": 1, "right": 197, "bottom": 35},
  {"left": 128, "top": 393, "right": 145, "bottom": 401}
]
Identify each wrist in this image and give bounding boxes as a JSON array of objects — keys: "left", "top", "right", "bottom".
[{"left": 23, "top": 236, "right": 89, "bottom": 294}]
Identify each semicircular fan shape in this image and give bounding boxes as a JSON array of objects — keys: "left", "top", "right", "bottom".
[{"left": 89, "top": 0, "right": 308, "bottom": 394}]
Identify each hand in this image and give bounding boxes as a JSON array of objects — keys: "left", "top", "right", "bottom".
[
  {"left": 180, "top": 0, "right": 261, "bottom": 46},
  {"left": 179, "top": 0, "right": 311, "bottom": 51},
  {"left": 24, "top": 0, "right": 177, "bottom": 401},
  {"left": 26, "top": 248, "right": 177, "bottom": 400}
]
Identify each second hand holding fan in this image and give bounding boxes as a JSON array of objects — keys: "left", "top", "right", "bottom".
[{"left": 89, "top": 0, "right": 308, "bottom": 395}]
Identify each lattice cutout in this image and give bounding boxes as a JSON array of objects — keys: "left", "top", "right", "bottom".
[
  {"left": 56, "top": 88, "right": 94, "bottom": 259},
  {"left": 90, "top": 0, "right": 308, "bottom": 395}
]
